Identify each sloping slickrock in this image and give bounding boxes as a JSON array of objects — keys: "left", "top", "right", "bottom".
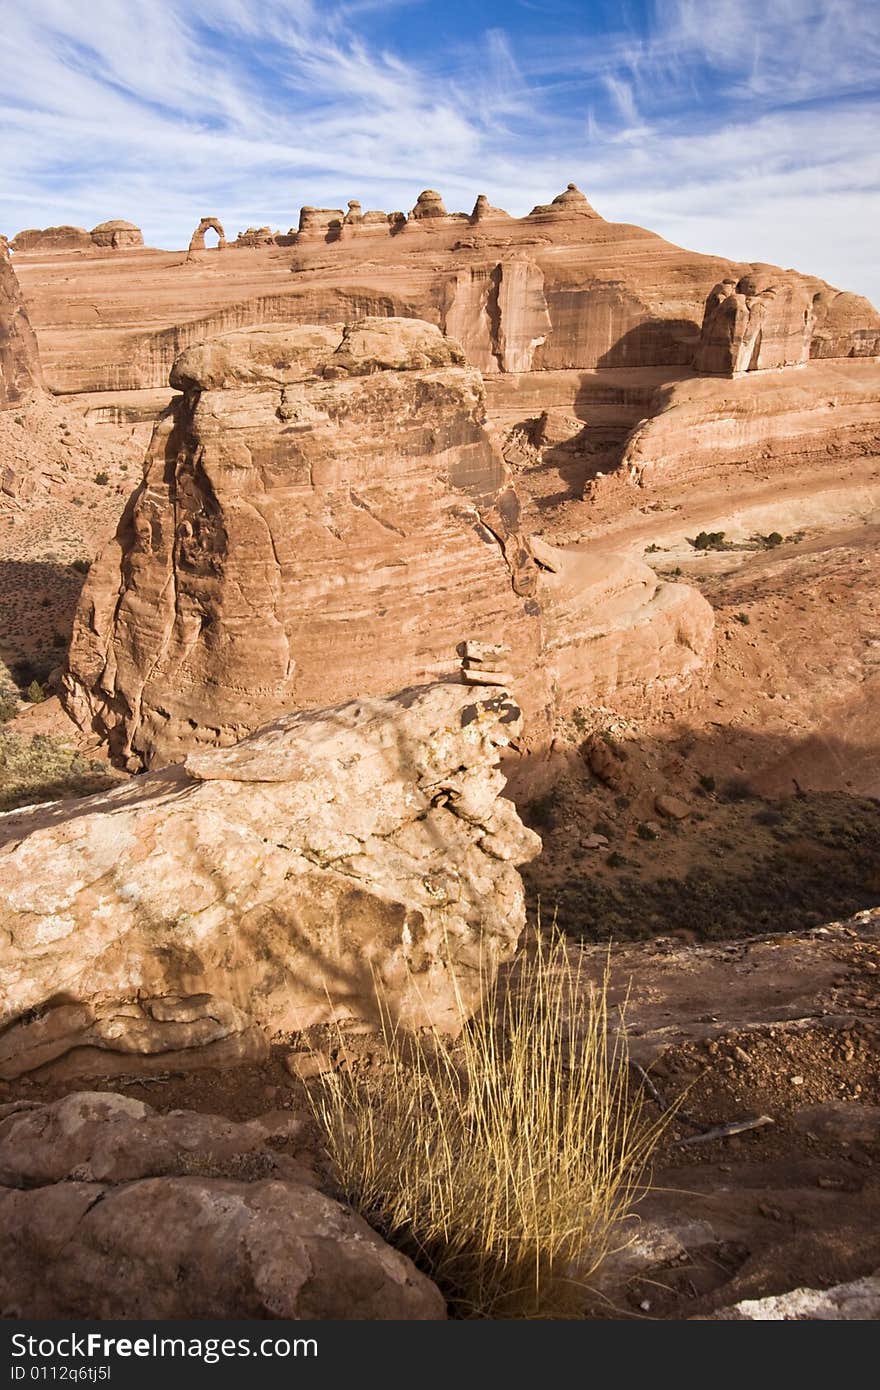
[
  {"left": 530, "top": 538, "right": 714, "bottom": 716},
  {"left": 0, "top": 682, "right": 541, "bottom": 1077},
  {"left": 611, "top": 359, "right": 880, "bottom": 497},
  {"left": 0, "top": 237, "right": 44, "bottom": 404},
  {"left": 0, "top": 1093, "right": 445, "bottom": 1319}
]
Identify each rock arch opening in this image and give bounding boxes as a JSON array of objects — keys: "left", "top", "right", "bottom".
[{"left": 188, "top": 218, "right": 227, "bottom": 253}]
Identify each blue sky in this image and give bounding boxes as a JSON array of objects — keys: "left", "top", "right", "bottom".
[{"left": 2, "top": 0, "right": 879, "bottom": 301}]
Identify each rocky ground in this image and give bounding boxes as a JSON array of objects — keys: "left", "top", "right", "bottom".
[{"left": 2, "top": 910, "right": 877, "bottom": 1319}]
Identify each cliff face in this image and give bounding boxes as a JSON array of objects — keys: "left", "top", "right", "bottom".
[
  {"left": 0, "top": 238, "right": 43, "bottom": 404},
  {"left": 63, "top": 317, "right": 715, "bottom": 769},
  {"left": 63, "top": 318, "right": 548, "bottom": 766},
  {"left": 13, "top": 185, "right": 878, "bottom": 395}
]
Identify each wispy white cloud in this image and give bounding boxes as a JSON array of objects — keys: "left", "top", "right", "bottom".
[{"left": 1, "top": 0, "right": 878, "bottom": 301}]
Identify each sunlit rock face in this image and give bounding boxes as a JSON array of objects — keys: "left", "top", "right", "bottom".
[
  {"left": 0, "top": 237, "right": 44, "bottom": 404},
  {"left": 0, "top": 681, "right": 541, "bottom": 1070}
]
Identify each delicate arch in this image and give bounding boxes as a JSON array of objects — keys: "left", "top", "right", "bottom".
[{"left": 188, "top": 217, "right": 227, "bottom": 252}]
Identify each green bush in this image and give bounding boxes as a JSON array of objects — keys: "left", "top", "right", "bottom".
[
  {"left": 94, "top": 471, "right": 110, "bottom": 486},
  {"left": 692, "top": 531, "right": 726, "bottom": 551},
  {"left": 25, "top": 680, "right": 45, "bottom": 704}
]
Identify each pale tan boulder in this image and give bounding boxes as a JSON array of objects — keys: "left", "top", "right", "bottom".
[{"left": 0, "top": 682, "right": 541, "bottom": 1076}]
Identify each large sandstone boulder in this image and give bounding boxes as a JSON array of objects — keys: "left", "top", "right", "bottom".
[
  {"left": 0, "top": 1093, "right": 446, "bottom": 1319},
  {"left": 0, "top": 682, "right": 540, "bottom": 1077},
  {"left": 62, "top": 316, "right": 713, "bottom": 769},
  {"left": 0, "top": 238, "right": 44, "bottom": 404},
  {"left": 89, "top": 219, "right": 144, "bottom": 249}
]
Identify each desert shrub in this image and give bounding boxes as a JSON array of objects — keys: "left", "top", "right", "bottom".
[
  {"left": 311, "top": 933, "right": 669, "bottom": 1318},
  {"left": 733, "top": 611, "right": 750, "bottom": 625},
  {"left": 0, "top": 729, "right": 121, "bottom": 811},
  {"left": 70, "top": 557, "right": 91, "bottom": 575},
  {"left": 0, "top": 687, "right": 19, "bottom": 723},
  {"left": 94, "top": 471, "right": 110, "bottom": 486},
  {"left": 691, "top": 530, "right": 726, "bottom": 551},
  {"left": 722, "top": 775, "right": 754, "bottom": 802},
  {"left": 25, "top": 680, "right": 45, "bottom": 704},
  {"left": 761, "top": 532, "right": 783, "bottom": 548},
  {"left": 571, "top": 706, "right": 590, "bottom": 734},
  {"left": 636, "top": 822, "right": 657, "bottom": 841},
  {"left": 697, "top": 773, "right": 716, "bottom": 793}
]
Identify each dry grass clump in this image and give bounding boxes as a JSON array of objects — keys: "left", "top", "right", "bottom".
[{"left": 312, "top": 932, "right": 671, "bottom": 1318}]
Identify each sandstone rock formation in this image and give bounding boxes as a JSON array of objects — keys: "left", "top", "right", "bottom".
[
  {"left": 613, "top": 358, "right": 880, "bottom": 495},
  {"left": 528, "top": 181, "right": 601, "bottom": 220},
  {"left": 470, "top": 194, "right": 511, "bottom": 223},
  {"left": 11, "top": 225, "right": 92, "bottom": 252},
  {"left": 410, "top": 188, "right": 449, "bottom": 220},
  {"left": 12, "top": 184, "right": 878, "bottom": 394},
  {"left": 529, "top": 538, "right": 714, "bottom": 717},
  {"left": 442, "top": 256, "right": 553, "bottom": 373},
  {"left": 0, "top": 237, "right": 44, "bottom": 404},
  {"left": 188, "top": 216, "right": 226, "bottom": 252},
  {"left": 0, "top": 681, "right": 540, "bottom": 1075},
  {"left": 297, "top": 206, "right": 344, "bottom": 238},
  {"left": 62, "top": 317, "right": 713, "bottom": 767},
  {"left": 89, "top": 219, "right": 144, "bottom": 249},
  {"left": 694, "top": 271, "right": 815, "bottom": 375},
  {"left": 62, "top": 317, "right": 550, "bottom": 764},
  {"left": 0, "top": 1092, "right": 445, "bottom": 1319}
]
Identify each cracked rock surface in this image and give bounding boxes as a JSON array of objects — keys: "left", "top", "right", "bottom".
[
  {"left": 0, "top": 1091, "right": 445, "bottom": 1319},
  {"left": 0, "top": 682, "right": 540, "bottom": 1076}
]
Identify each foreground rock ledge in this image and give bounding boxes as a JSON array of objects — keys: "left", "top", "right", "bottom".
[
  {"left": 0, "top": 682, "right": 540, "bottom": 1079},
  {"left": 0, "top": 1092, "right": 446, "bottom": 1319}
]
